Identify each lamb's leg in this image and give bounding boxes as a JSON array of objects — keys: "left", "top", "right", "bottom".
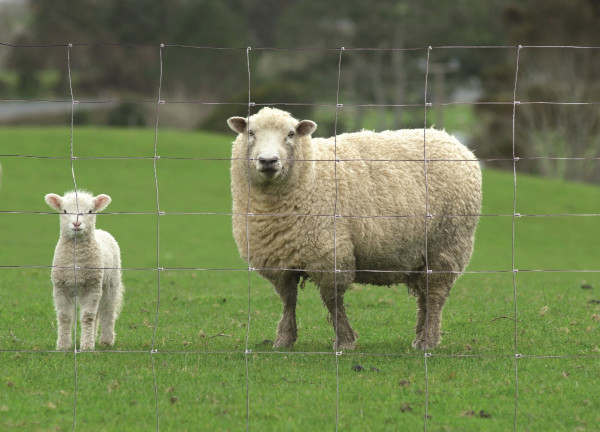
[
  {"left": 97, "top": 283, "right": 122, "bottom": 347},
  {"left": 94, "top": 312, "right": 99, "bottom": 341},
  {"left": 54, "top": 290, "right": 75, "bottom": 350},
  {"left": 272, "top": 274, "right": 300, "bottom": 348},
  {"left": 78, "top": 287, "right": 102, "bottom": 351},
  {"left": 320, "top": 285, "right": 357, "bottom": 350}
]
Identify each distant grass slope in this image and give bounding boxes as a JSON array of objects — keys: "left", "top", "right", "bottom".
[{"left": 1, "top": 126, "right": 599, "bottom": 431}]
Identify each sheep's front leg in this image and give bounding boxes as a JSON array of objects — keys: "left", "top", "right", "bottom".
[
  {"left": 412, "top": 289, "right": 449, "bottom": 350},
  {"left": 54, "top": 289, "right": 75, "bottom": 350},
  {"left": 78, "top": 286, "right": 102, "bottom": 351},
  {"left": 97, "top": 285, "right": 121, "bottom": 346},
  {"left": 319, "top": 285, "right": 357, "bottom": 350},
  {"left": 272, "top": 273, "right": 300, "bottom": 348}
]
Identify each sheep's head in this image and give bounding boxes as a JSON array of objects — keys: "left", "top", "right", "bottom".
[
  {"left": 228, "top": 107, "right": 317, "bottom": 187},
  {"left": 45, "top": 191, "right": 111, "bottom": 239}
]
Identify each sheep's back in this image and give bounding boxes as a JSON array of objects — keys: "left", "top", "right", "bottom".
[{"left": 311, "top": 129, "right": 481, "bottom": 272}]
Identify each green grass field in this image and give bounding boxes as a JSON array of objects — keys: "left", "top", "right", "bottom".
[{"left": 1, "top": 126, "right": 599, "bottom": 431}]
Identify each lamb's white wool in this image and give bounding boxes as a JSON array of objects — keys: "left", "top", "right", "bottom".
[
  {"left": 228, "top": 107, "right": 482, "bottom": 350},
  {"left": 45, "top": 190, "right": 124, "bottom": 351}
]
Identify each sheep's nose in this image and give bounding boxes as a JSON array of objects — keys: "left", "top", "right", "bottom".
[
  {"left": 258, "top": 156, "right": 279, "bottom": 169},
  {"left": 72, "top": 221, "right": 81, "bottom": 228}
]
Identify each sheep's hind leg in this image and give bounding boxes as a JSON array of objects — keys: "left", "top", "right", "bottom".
[
  {"left": 272, "top": 274, "right": 300, "bottom": 348},
  {"left": 320, "top": 285, "right": 357, "bottom": 350},
  {"left": 54, "top": 290, "right": 75, "bottom": 350}
]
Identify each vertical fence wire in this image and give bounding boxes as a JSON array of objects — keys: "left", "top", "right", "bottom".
[
  {"left": 422, "top": 45, "right": 432, "bottom": 431},
  {"left": 511, "top": 44, "right": 523, "bottom": 432},
  {"left": 149, "top": 42, "right": 165, "bottom": 432},
  {"left": 244, "top": 46, "right": 253, "bottom": 432},
  {"left": 66, "top": 41, "right": 78, "bottom": 432},
  {"left": 332, "top": 46, "right": 345, "bottom": 432}
]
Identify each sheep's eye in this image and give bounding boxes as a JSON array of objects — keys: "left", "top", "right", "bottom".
[
  {"left": 88, "top": 210, "right": 93, "bottom": 214},
  {"left": 63, "top": 209, "right": 67, "bottom": 214},
  {"left": 248, "top": 130, "right": 255, "bottom": 138},
  {"left": 287, "top": 131, "right": 295, "bottom": 139}
]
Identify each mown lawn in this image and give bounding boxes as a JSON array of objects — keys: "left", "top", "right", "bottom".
[{"left": 0, "top": 126, "right": 599, "bottom": 431}]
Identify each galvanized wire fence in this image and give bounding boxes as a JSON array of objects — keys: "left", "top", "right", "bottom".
[{"left": 1, "top": 42, "right": 600, "bottom": 431}]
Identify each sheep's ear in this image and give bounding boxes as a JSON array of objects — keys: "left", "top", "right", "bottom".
[
  {"left": 45, "top": 193, "right": 63, "bottom": 211},
  {"left": 296, "top": 120, "right": 317, "bottom": 137},
  {"left": 227, "top": 117, "right": 247, "bottom": 134},
  {"left": 93, "top": 194, "right": 111, "bottom": 212}
]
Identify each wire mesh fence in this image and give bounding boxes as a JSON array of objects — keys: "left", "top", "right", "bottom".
[{"left": 1, "top": 42, "right": 600, "bottom": 431}]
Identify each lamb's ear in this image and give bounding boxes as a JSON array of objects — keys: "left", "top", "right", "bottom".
[
  {"left": 93, "top": 194, "right": 112, "bottom": 212},
  {"left": 45, "top": 193, "right": 63, "bottom": 211},
  {"left": 296, "top": 120, "right": 317, "bottom": 137},
  {"left": 227, "top": 117, "right": 247, "bottom": 134}
]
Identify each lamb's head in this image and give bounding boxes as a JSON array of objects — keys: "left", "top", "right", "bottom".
[
  {"left": 45, "top": 190, "right": 111, "bottom": 239},
  {"left": 228, "top": 107, "right": 317, "bottom": 187}
]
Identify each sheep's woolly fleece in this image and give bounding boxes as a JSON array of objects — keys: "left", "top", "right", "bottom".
[
  {"left": 45, "top": 190, "right": 124, "bottom": 351},
  {"left": 228, "top": 107, "right": 481, "bottom": 350}
]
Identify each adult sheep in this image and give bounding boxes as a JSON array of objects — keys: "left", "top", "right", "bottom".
[{"left": 227, "top": 107, "right": 481, "bottom": 350}]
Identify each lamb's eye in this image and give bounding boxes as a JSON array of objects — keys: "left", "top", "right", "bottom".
[
  {"left": 63, "top": 210, "right": 67, "bottom": 214},
  {"left": 287, "top": 131, "right": 295, "bottom": 139},
  {"left": 88, "top": 210, "right": 93, "bottom": 214},
  {"left": 248, "top": 130, "right": 255, "bottom": 138}
]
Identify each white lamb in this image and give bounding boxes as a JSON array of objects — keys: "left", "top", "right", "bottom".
[
  {"left": 227, "top": 107, "right": 481, "bottom": 350},
  {"left": 45, "top": 190, "right": 124, "bottom": 351}
]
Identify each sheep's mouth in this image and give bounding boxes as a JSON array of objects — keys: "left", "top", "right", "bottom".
[{"left": 257, "top": 166, "right": 280, "bottom": 178}]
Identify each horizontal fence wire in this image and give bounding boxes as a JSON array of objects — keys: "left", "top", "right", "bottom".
[
  {"left": 3, "top": 265, "right": 600, "bottom": 274},
  {"left": 1, "top": 43, "right": 600, "bottom": 432}
]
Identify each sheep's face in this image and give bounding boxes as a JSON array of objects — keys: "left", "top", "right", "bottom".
[
  {"left": 45, "top": 191, "right": 111, "bottom": 239},
  {"left": 228, "top": 110, "right": 317, "bottom": 187}
]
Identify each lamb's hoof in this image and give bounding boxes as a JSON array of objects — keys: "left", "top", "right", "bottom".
[
  {"left": 99, "top": 339, "right": 114, "bottom": 347},
  {"left": 56, "top": 344, "right": 71, "bottom": 351}
]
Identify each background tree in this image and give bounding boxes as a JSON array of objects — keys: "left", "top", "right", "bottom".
[{"left": 475, "top": 0, "right": 600, "bottom": 183}]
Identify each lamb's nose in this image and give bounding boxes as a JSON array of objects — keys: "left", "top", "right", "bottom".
[{"left": 73, "top": 221, "right": 81, "bottom": 228}]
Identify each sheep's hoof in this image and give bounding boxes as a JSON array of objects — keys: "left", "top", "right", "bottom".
[
  {"left": 334, "top": 340, "right": 356, "bottom": 351},
  {"left": 99, "top": 339, "right": 114, "bottom": 347},
  {"left": 273, "top": 336, "right": 296, "bottom": 348},
  {"left": 411, "top": 336, "right": 439, "bottom": 351},
  {"left": 56, "top": 343, "right": 71, "bottom": 351}
]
